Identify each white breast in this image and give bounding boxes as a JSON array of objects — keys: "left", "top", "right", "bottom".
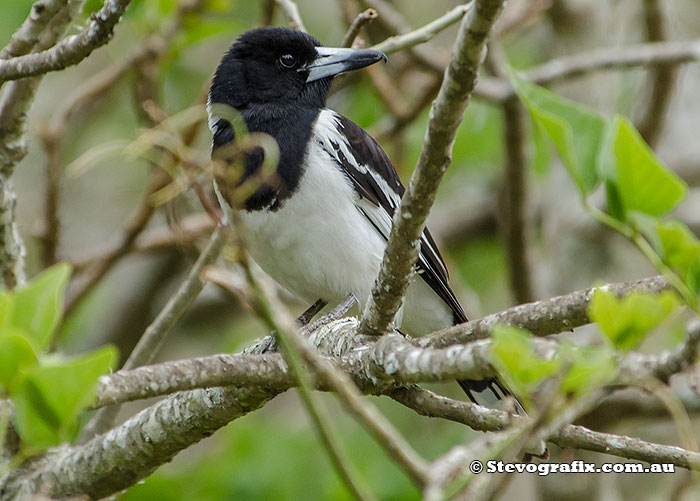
[
  {"left": 240, "top": 135, "right": 385, "bottom": 308},
  {"left": 239, "top": 109, "right": 453, "bottom": 336}
]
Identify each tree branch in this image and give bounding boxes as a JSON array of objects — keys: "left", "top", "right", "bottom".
[
  {"left": 390, "top": 387, "right": 700, "bottom": 470},
  {"left": 370, "top": 4, "right": 470, "bottom": 57},
  {"left": 0, "top": 0, "right": 134, "bottom": 83},
  {"left": 0, "top": 385, "right": 277, "bottom": 500},
  {"left": 79, "top": 228, "right": 225, "bottom": 441},
  {"left": 275, "top": 0, "right": 306, "bottom": 32},
  {"left": 419, "top": 275, "right": 670, "bottom": 348},
  {"left": 500, "top": 96, "right": 535, "bottom": 303},
  {"left": 0, "top": 0, "right": 85, "bottom": 289},
  {"left": 360, "top": 0, "right": 506, "bottom": 335},
  {"left": 358, "top": 0, "right": 452, "bottom": 74},
  {"left": 342, "top": 8, "right": 377, "bottom": 48},
  {"left": 5, "top": 286, "right": 699, "bottom": 498},
  {"left": 0, "top": 0, "right": 66, "bottom": 59},
  {"left": 474, "top": 38, "right": 700, "bottom": 102},
  {"left": 635, "top": 0, "right": 678, "bottom": 147}
]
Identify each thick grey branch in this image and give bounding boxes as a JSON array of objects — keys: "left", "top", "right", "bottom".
[
  {"left": 360, "top": 0, "right": 506, "bottom": 335},
  {"left": 0, "top": 0, "right": 66, "bottom": 59},
  {"left": 419, "top": 275, "right": 670, "bottom": 348},
  {"left": 95, "top": 353, "right": 293, "bottom": 407},
  {"left": 91, "top": 276, "right": 686, "bottom": 409},
  {"left": 0, "top": 385, "right": 275, "bottom": 500}
]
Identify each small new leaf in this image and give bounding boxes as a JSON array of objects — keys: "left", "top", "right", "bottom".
[
  {"left": 507, "top": 68, "right": 605, "bottom": 195},
  {"left": 589, "top": 289, "right": 680, "bottom": 351},
  {"left": 11, "top": 262, "right": 71, "bottom": 352},
  {"left": 559, "top": 344, "right": 617, "bottom": 395},
  {"left": 604, "top": 116, "right": 686, "bottom": 218},
  {"left": 490, "top": 325, "right": 560, "bottom": 410},
  {"left": 12, "top": 346, "right": 117, "bottom": 449},
  {"left": 656, "top": 220, "right": 700, "bottom": 278},
  {"left": 0, "top": 329, "right": 38, "bottom": 390}
]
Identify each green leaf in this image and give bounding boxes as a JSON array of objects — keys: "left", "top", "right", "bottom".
[
  {"left": 559, "top": 344, "right": 617, "bottom": 395},
  {"left": 0, "top": 291, "right": 13, "bottom": 329},
  {"left": 11, "top": 262, "right": 71, "bottom": 351},
  {"left": 656, "top": 220, "right": 700, "bottom": 275},
  {"left": 490, "top": 325, "right": 560, "bottom": 409},
  {"left": 507, "top": 68, "right": 606, "bottom": 195},
  {"left": 0, "top": 329, "right": 38, "bottom": 390},
  {"left": 12, "top": 346, "right": 117, "bottom": 449},
  {"left": 604, "top": 116, "right": 686, "bottom": 218},
  {"left": 531, "top": 118, "right": 552, "bottom": 176},
  {"left": 588, "top": 289, "right": 680, "bottom": 351}
]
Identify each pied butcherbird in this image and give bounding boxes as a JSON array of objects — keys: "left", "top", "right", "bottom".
[{"left": 208, "top": 27, "right": 508, "bottom": 405}]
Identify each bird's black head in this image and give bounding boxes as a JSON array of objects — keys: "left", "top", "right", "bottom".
[
  {"left": 209, "top": 27, "right": 386, "bottom": 112},
  {"left": 208, "top": 27, "right": 386, "bottom": 212}
]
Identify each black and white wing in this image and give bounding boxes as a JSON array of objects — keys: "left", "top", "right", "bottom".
[
  {"left": 315, "top": 109, "right": 467, "bottom": 324},
  {"left": 312, "top": 109, "right": 520, "bottom": 406}
]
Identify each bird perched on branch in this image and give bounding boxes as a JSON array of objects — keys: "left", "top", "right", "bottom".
[{"left": 208, "top": 27, "right": 508, "bottom": 406}]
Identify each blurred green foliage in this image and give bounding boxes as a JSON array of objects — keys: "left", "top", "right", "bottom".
[{"left": 0, "top": 264, "right": 117, "bottom": 452}]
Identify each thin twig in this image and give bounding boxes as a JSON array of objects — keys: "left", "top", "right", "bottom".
[
  {"left": 474, "top": 38, "right": 700, "bottom": 102},
  {"left": 79, "top": 228, "right": 225, "bottom": 441},
  {"left": 360, "top": 0, "right": 506, "bottom": 335},
  {"left": 500, "top": 96, "right": 535, "bottom": 303},
  {"left": 241, "top": 264, "right": 377, "bottom": 500},
  {"left": 390, "top": 387, "right": 700, "bottom": 469},
  {"left": 342, "top": 9, "right": 377, "bottom": 48},
  {"left": 70, "top": 214, "right": 214, "bottom": 272},
  {"left": 636, "top": 0, "right": 679, "bottom": 147},
  {"left": 359, "top": 0, "right": 456, "bottom": 74},
  {"left": 370, "top": 4, "right": 470, "bottom": 58},
  {"left": 275, "top": 0, "right": 306, "bottom": 32}
]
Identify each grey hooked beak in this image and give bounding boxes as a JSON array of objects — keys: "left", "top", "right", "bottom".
[{"left": 303, "top": 47, "right": 387, "bottom": 83}]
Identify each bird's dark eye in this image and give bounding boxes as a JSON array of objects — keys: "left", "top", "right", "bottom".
[{"left": 279, "top": 54, "right": 297, "bottom": 69}]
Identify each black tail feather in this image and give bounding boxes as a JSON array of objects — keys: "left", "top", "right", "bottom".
[{"left": 458, "top": 378, "right": 524, "bottom": 414}]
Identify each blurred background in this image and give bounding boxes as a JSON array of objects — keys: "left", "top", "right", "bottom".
[{"left": 2, "top": 0, "right": 700, "bottom": 499}]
